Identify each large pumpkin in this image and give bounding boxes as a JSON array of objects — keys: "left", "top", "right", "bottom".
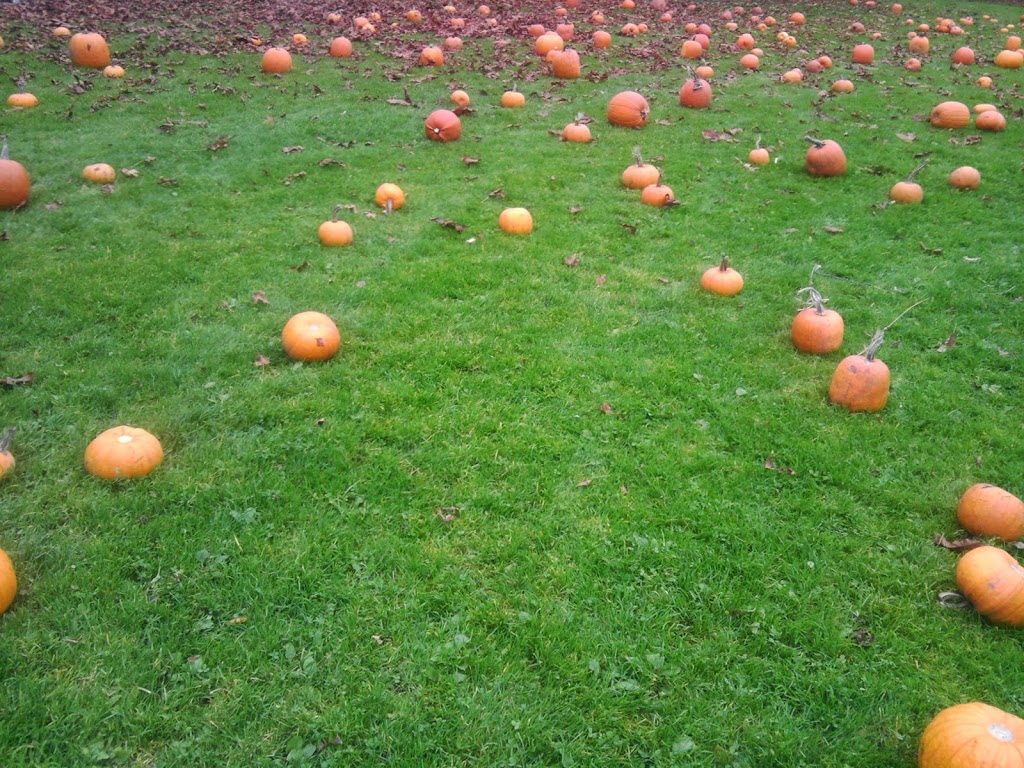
[
  {"left": 84, "top": 426, "right": 164, "bottom": 480},
  {"left": 69, "top": 32, "right": 111, "bottom": 68},
  {"left": 828, "top": 331, "right": 889, "bottom": 412},
  {"left": 550, "top": 48, "right": 581, "bottom": 79},
  {"left": 0, "top": 547, "right": 16, "bottom": 615},
  {"left": 956, "top": 545, "right": 1024, "bottom": 626},
  {"left": 805, "top": 136, "right": 846, "bottom": 177},
  {"left": 930, "top": 101, "right": 970, "bottom": 128},
  {"left": 424, "top": 109, "right": 462, "bottom": 142},
  {"left": 919, "top": 703, "right": 1024, "bottom": 768},
  {"left": 679, "top": 73, "right": 712, "bottom": 108},
  {"left": 261, "top": 47, "right": 293, "bottom": 73},
  {"left": 607, "top": 90, "right": 650, "bottom": 127},
  {"left": 958, "top": 484, "right": 1024, "bottom": 542},
  {"left": 282, "top": 311, "right": 341, "bottom": 362},
  {"left": 329, "top": 36, "right": 353, "bottom": 57},
  {"left": 0, "top": 141, "right": 30, "bottom": 210}
]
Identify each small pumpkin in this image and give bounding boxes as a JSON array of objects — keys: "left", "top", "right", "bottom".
[
  {"left": 292, "top": 33, "right": 308, "bottom": 45},
  {"left": 499, "top": 207, "right": 533, "bottom": 234},
  {"left": 329, "top": 36, "right": 353, "bottom": 57},
  {"left": 0, "top": 428, "right": 15, "bottom": 482},
  {"left": 958, "top": 484, "right": 1024, "bottom": 542},
  {"left": 828, "top": 330, "right": 889, "bottom": 412},
  {"left": 84, "top": 425, "right": 164, "bottom": 480},
  {"left": 792, "top": 280, "right": 844, "bottom": 354},
  {"left": 444, "top": 36, "right": 463, "bottom": 51},
  {"left": 852, "top": 43, "right": 875, "bottom": 64},
  {"left": 977, "top": 76, "right": 993, "bottom": 88},
  {"left": 261, "top": 47, "right": 293, "bottom": 74},
  {"left": 103, "top": 64, "right": 125, "bottom": 78},
  {"left": 804, "top": 136, "right": 847, "bottom": 177},
  {"left": 407, "top": 9, "right": 423, "bottom": 23},
  {"left": 908, "top": 35, "right": 930, "bottom": 54},
  {"left": 952, "top": 46, "right": 975, "bottom": 64},
  {"left": 640, "top": 174, "right": 676, "bottom": 207},
  {"left": 607, "top": 90, "right": 650, "bottom": 128},
  {"left": 622, "top": 146, "right": 661, "bottom": 189},
  {"left": 83, "top": 163, "right": 116, "bottom": 183},
  {"left": 52, "top": 26, "right": 72, "bottom": 37},
  {"left": 920, "top": 703, "right": 1024, "bottom": 767},
  {"left": 450, "top": 89, "right": 471, "bottom": 108},
  {"left": 949, "top": 166, "right": 981, "bottom": 190},
  {"left": 593, "top": 30, "right": 612, "bottom": 49},
  {"left": 561, "top": 115, "right": 592, "bottom": 143},
  {"left": 69, "top": 31, "right": 111, "bottom": 69},
  {"left": 930, "top": 101, "right": 970, "bottom": 128},
  {"left": 375, "top": 182, "right": 405, "bottom": 212},
  {"left": 7, "top": 93, "right": 39, "bottom": 108},
  {"left": 889, "top": 161, "right": 927, "bottom": 204},
  {"left": 0, "top": 141, "right": 30, "bottom": 209},
  {"left": 419, "top": 45, "right": 444, "bottom": 66},
  {"left": 956, "top": 545, "right": 1024, "bottom": 626},
  {"left": 282, "top": 311, "right": 341, "bottom": 362},
  {"left": 700, "top": 257, "right": 744, "bottom": 296},
  {"left": 318, "top": 205, "right": 354, "bottom": 246},
  {"left": 904, "top": 58, "right": 923, "bottom": 72},
  {"left": 501, "top": 89, "right": 525, "bottom": 108},
  {"left": 0, "top": 547, "right": 16, "bottom": 615},
  {"left": 679, "top": 70, "right": 712, "bottom": 108},
  {"left": 424, "top": 109, "right": 461, "bottom": 142},
  {"left": 739, "top": 53, "right": 760, "bottom": 69}
]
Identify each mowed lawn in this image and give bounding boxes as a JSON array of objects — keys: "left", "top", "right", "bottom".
[{"left": 1, "top": 1, "right": 1023, "bottom": 765}]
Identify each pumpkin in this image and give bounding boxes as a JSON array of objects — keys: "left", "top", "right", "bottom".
[
  {"left": 930, "top": 101, "right": 970, "bottom": 128},
  {"left": 326, "top": 11, "right": 342, "bottom": 24},
  {"left": 591, "top": 11, "right": 606, "bottom": 23},
  {"left": 407, "top": 9, "right": 423, "bottom": 23},
  {"left": 695, "top": 64, "right": 715, "bottom": 79},
  {"left": 975, "top": 111, "right": 1006, "bottom": 132},
  {"left": 84, "top": 425, "right": 164, "bottom": 480},
  {"left": 593, "top": 31, "right": 612, "bottom": 49},
  {"left": 681, "top": 39, "right": 703, "bottom": 58},
  {"left": 424, "top": 109, "right": 461, "bottom": 141},
  {"left": 736, "top": 32, "right": 755, "bottom": 49},
  {"left": 792, "top": 284, "right": 844, "bottom": 354},
  {"left": 450, "top": 89, "right": 470, "bottom": 108},
  {"left": 956, "top": 545, "right": 1024, "bottom": 626},
  {"left": 329, "top": 36, "right": 353, "bottom": 57},
  {"left": 52, "top": 26, "right": 72, "bottom": 37},
  {"left": 952, "top": 46, "right": 975, "bottom": 64},
  {"left": 7, "top": 93, "right": 38, "bottom": 108},
  {"left": 889, "top": 161, "right": 927, "bottom": 204},
  {"left": 318, "top": 206, "right": 354, "bottom": 246},
  {"left": 282, "top": 311, "right": 341, "bottom": 362},
  {"left": 781, "top": 68, "right": 803, "bottom": 83},
  {"left": 0, "top": 547, "right": 16, "bottom": 615},
  {"left": 561, "top": 115, "right": 592, "bottom": 143},
  {"left": 804, "top": 136, "right": 846, "bottom": 177},
  {"left": 994, "top": 50, "right": 1024, "bottom": 69},
  {"left": 444, "top": 36, "right": 463, "bottom": 51},
  {"left": 419, "top": 45, "right": 444, "bottom": 66},
  {"left": 499, "top": 207, "right": 533, "bottom": 234},
  {"left": 501, "top": 89, "right": 525, "bottom": 108},
  {"left": 958, "top": 484, "right": 1024, "bottom": 542},
  {"left": 679, "top": 72, "right": 712, "bottom": 108},
  {"left": 949, "top": 166, "right": 981, "bottom": 190},
  {"left": 0, "top": 141, "right": 30, "bottom": 210},
  {"left": 905, "top": 58, "right": 923, "bottom": 72},
  {"left": 701, "top": 258, "right": 743, "bottom": 296},
  {"left": 852, "top": 43, "right": 875, "bottom": 63},
  {"left": 291, "top": 33, "right": 308, "bottom": 45},
  {"left": 375, "top": 182, "right": 405, "bottom": 212},
  {"left": 556, "top": 23, "right": 575, "bottom": 42},
  {"left": 607, "top": 90, "right": 650, "bottom": 127},
  {"left": 640, "top": 175, "right": 676, "bottom": 207},
  {"left": 0, "top": 428, "right": 15, "bottom": 481},
  {"left": 1009, "top": 36, "right": 1023, "bottom": 51},
  {"left": 551, "top": 48, "right": 581, "bottom": 79},
  {"left": 261, "top": 47, "right": 293, "bottom": 74},
  {"left": 527, "top": 24, "right": 547, "bottom": 38},
  {"left": 977, "top": 76, "right": 993, "bottom": 88},
  {"left": 748, "top": 145, "right": 770, "bottom": 166},
  {"left": 69, "top": 31, "right": 111, "bottom": 68},
  {"left": 478, "top": 5, "right": 490, "bottom": 16},
  {"left": 908, "top": 35, "right": 930, "bottom": 54},
  {"left": 83, "top": 163, "right": 116, "bottom": 183},
  {"left": 919, "top": 703, "right": 1024, "bottom": 768},
  {"left": 103, "top": 64, "right": 125, "bottom": 78},
  {"left": 739, "top": 53, "right": 760, "bottom": 69},
  {"left": 535, "top": 32, "right": 564, "bottom": 56},
  {"left": 832, "top": 79, "right": 855, "bottom": 93},
  {"left": 622, "top": 147, "right": 661, "bottom": 189},
  {"left": 828, "top": 330, "right": 889, "bottom": 412}
]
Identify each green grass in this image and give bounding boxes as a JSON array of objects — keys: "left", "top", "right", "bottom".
[{"left": 1, "top": 2, "right": 1023, "bottom": 765}]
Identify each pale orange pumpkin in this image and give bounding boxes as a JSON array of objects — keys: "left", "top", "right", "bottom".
[
  {"left": 261, "top": 47, "right": 293, "bottom": 74},
  {"left": 499, "top": 207, "right": 533, "bottom": 234},
  {"left": 919, "top": 703, "right": 1024, "bottom": 767},
  {"left": 701, "top": 257, "right": 744, "bottom": 296},
  {"left": 952, "top": 46, "right": 975, "bottom": 64},
  {"left": 852, "top": 43, "right": 875, "bottom": 63},
  {"left": 975, "top": 110, "right": 1006, "bottom": 131},
  {"left": 6, "top": 93, "right": 38, "bottom": 108},
  {"left": 318, "top": 206, "right": 354, "bottom": 246},
  {"left": 329, "top": 36, "right": 353, "bottom": 57},
  {"left": 949, "top": 166, "right": 981, "bottom": 189},
  {"left": 994, "top": 49, "right": 1023, "bottom": 69},
  {"left": 622, "top": 147, "right": 661, "bottom": 189},
  {"left": 83, "top": 163, "right": 116, "bottom": 183},
  {"left": 958, "top": 484, "right": 1024, "bottom": 542},
  {"left": 375, "top": 182, "right": 406, "bottom": 212},
  {"left": 956, "top": 545, "right": 1024, "bottom": 626},
  {"left": 69, "top": 31, "right": 111, "bottom": 68},
  {"left": 282, "top": 312, "right": 341, "bottom": 362},
  {"left": 607, "top": 90, "right": 650, "bottom": 127},
  {"left": 103, "top": 64, "right": 125, "bottom": 78},
  {"left": 832, "top": 79, "right": 855, "bottom": 93},
  {"left": 593, "top": 31, "right": 612, "bottom": 49},
  {"left": 0, "top": 547, "right": 16, "bottom": 615},
  {"left": 930, "top": 100, "right": 970, "bottom": 128},
  {"left": 550, "top": 48, "right": 581, "bottom": 79},
  {"left": 450, "top": 89, "right": 470, "bottom": 108},
  {"left": 84, "top": 426, "right": 164, "bottom": 480},
  {"left": 501, "top": 89, "right": 525, "bottom": 108}
]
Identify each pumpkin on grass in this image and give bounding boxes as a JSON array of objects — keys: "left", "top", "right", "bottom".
[
  {"left": 889, "top": 161, "right": 927, "bottom": 204},
  {"left": 956, "top": 545, "right": 1024, "bottom": 626},
  {"left": 792, "top": 277, "right": 844, "bottom": 353},
  {"left": 103, "top": 65, "right": 125, "bottom": 78},
  {"left": 318, "top": 205, "right": 354, "bottom": 246},
  {"left": 501, "top": 88, "right": 525, "bottom": 108},
  {"left": 282, "top": 311, "right": 341, "bottom": 362},
  {"left": 930, "top": 100, "right": 970, "bottom": 128},
  {"left": 679, "top": 69, "right": 712, "bottom": 108},
  {"left": 828, "top": 330, "right": 889, "bottom": 412},
  {"left": 0, "top": 140, "right": 30, "bottom": 209},
  {"left": 701, "top": 257, "right": 743, "bottom": 296},
  {"left": 919, "top": 702, "right": 1024, "bottom": 767},
  {"left": 374, "top": 182, "right": 405, "bottom": 212},
  {"left": 0, "top": 428, "right": 15, "bottom": 481},
  {"left": 84, "top": 426, "right": 164, "bottom": 480},
  {"left": 561, "top": 114, "right": 592, "bottom": 143},
  {"left": 329, "top": 36, "right": 353, "bottom": 57},
  {"left": 640, "top": 174, "right": 677, "bottom": 207},
  {"left": 621, "top": 146, "right": 660, "bottom": 189},
  {"left": 7, "top": 93, "right": 38, "bottom": 108},
  {"left": 748, "top": 136, "right": 770, "bottom": 166},
  {"left": 958, "top": 484, "right": 1024, "bottom": 542},
  {"left": 261, "top": 47, "right": 292, "bottom": 73},
  {"left": 83, "top": 163, "right": 116, "bottom": 183},
  {"left": 805, "top": 136, "right": 846, "bottom": 177},
  {"left": 69, "top": 31, "right": 110, "bottom": 68},
  {"left": 0, "top": 547, "right": 16, "bottom": 615},
  {"left": 607, "top": 90, "right": 650, "bottom": 127},
  {"left": 949, "top": 166, "right": 981, "bottom": 189},
  {"left": 424, "top": 109, "right": 461, "bottom": 141},
  {"left": 498, "top": 207, "right": 533, "bottom": 234}
]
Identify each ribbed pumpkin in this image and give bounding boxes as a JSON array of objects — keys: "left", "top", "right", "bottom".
[
  {"left": 84, "top": 426, "right": 164, "bottom": 480},
  {"left": 69, "top": 32, "right": 110, "bottom": 68},
  {"left": 975, "top": 110, "right": 1006, "bottom": 132},
  {"left": 930, "top": 101, "right": 970, "bottom": 128},
  {"left": 828, "top": 331, "right": 889, "bottom": 412},
  {"left": 832, "top": 79, "right": 855, "bottom": 93},
  {"left": 0, "top": 547, "right": 16, "bottom": 615},
  {"left": 919, "top": 703, "right": 1024, "bottom": 768},
  {"left": 804, "top": 136, "right": 846, "bottom": 177},
  {"left": 621, "top": 147, "right": 660, "bottom": 189},
  {"left": 607, "top": 90, "right": 650, "bottom": 127},
  {"left": 701, "top": 257, "right": 744, "bottom": 296},
  {"left": 949, "top": 166, "right": 980, "bottom": 190},
  {"left": 550, "top": 48, "right": 581, "bottom": 79},
  {"left": 424, "top": 109, "right": 461, "bottom": 142},
  {"left": 956, "top": 545, "right": 1024, "bottom": 626},
  {"left": 792, "top": 286, "right": 844, "bottom": 354},
  {"left": 375, "top": 182, "right": 405, "bottom": 211},
  {"left": 0, "top": 141, "right": 30, "bottom": 210},
  {"left": 561, "top": 115, "right": 592, "bottom": 143},
  {"left": 450, "top": 89, "right": 470, "bottom": 108},
  {"left": 261, "top": 47, "right": 292, "bottom": 73},
  {"left": 958, "top": 484, "right": 1024, "bottom": 542},
  {"left": 679, "top": 72, "right": 712, "bottom": 108},
  {"left": 329, "top": 36, "right": 353, "bottom": 57},
  {"left": 640, "top": 175, "right": 675, "bottom": 207},
  {"left": 318, "top": 206, "right": 354, "bottom": 246},
  {"left": 282, "top": 311, "right": 341, "bottom": 362}
]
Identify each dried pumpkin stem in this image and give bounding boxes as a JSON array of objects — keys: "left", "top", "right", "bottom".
[
  {"left": 906, "top": 160, "right": 928, "bottom": 183},
  {"left": 331, "top": 204, "right": 345, "bottom": 222},
  {"left": 755, "top": 134, "right": 762, "bottom": 150},
  {"left": 796, "top": 286, "right": 828, "bottom": 315},
  {"left": 861, "top": 329, "right": 886, "bottom": 362},
  {"left": 0, "top": 427, "right": 15, "bottom": 454},
  {"left": 632, "top": 145, "right": 644, "bottom": 166},
  {"left": 804, "top": 135, "right": 826, "bottom": 148},
  {"left": 881, "top": 298, "right": 927, "bottom": 332},
  {"left": 719, "top": 256, "right": 730, "bottom": 272},
  {"left": 385, "top": 198, "right": 394, "bottom": 216}
]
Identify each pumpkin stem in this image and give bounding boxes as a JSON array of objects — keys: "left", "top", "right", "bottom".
[
  {"left": 385, "top": 198, "right": 394, "bottom": 216},
  {"left": 906, "top": 160, "right": 928, "bottom": 183},
  {"left": 718, "top": 256, "right": 730, "bottom": 272},
  {"left": 881, "top": 298, "right": 927, "bottom": 332},
  {"left": 632, "top": 145, "right": 644, "bottom": 167},
  {"left": 861, "top": 329, "right": 885, "bottom": 362},
  {"left": 0, "top": 427, "right": 14, "bottom": 454},
  {"left": 797, "top": 286, "right": 829, "bottom": 315},
  {"left": 804, "top": 135, "right": 827, "bottom": 148},
  {"left": 575, "top": 111, "right": 585, "bottom": 125},
  {"left": 755, "top": 134, "right": 762, "bottom": 150},
  {"left": 331, "top": 204, "right": 345, "bottom": 222}
]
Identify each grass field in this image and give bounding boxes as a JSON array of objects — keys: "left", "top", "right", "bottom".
[{"left": 1, "top": 1, "right": 1023, "bottom": 765}]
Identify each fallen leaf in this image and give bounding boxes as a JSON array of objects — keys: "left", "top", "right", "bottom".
[
  {"left": 430, "top": 217, "right": 468, "bottom": 231},
  {"left": 486, "top": 186, "right": 505, "bottom": 199},
  {"left": 318, "top": 158, "right": 345, "bottom": 167},
  {"left": 436, "top": 506, "right": 458, "bottom": 522},
  {"left": 254, "top": 355, "right": 271, "bottom": 367},
  {"left": 823, "top": 226, "right": 844, "bottom": 234},
  {"left": 936, "top": 333, "right": 956, "bottom": 353},
  {"left": 933, "top": 533, "right": 984, "bottom": 552},
  {"left": 896, "top": 132, "right": 916, "bottom": 142},
  {"left": 569, "top": 206, "right": 583, "bottom": 214},
  {"left": 289, "top": 260, "right": 311, "bottom": 271},
  {"left": 206, "top": 135, "right": 231, "bottom": 151},
  {"left": 764, "top": 456, "right": 796, "bottom": 475},
  {"left": 462, "top": 156, "right": 480, "bottom": 165},
  {"left": 576, "top": 479, "right": 593, "bottom": 487},
  {"left": 564, "top": 254, "right": 581, "bottom": 267},
  {"left": 655, "top": 119, "right": 672, "bottom": 126},
  {"left": 621, "top": 223, "right": 637, "bottom": 235},
  {"left": 120, "top": 168, "right": 140, "bottom": 177},
  {"left": 371, "top": 634, "right": 392, "bottom": 645},
  {"left": 226, "top": 615, "right": 249, "bottom": 624},
  {"left": 920, "top": 242, "right": 944, "bottom": 255},
  {"left": 595, "top": 274, "right": 607, "bottom": 286},
  {"left": 702, "top": 129, "right": 739, "bottom": 143},
  {"left": 937, "top": 591, "right": 971, "bottom": 609},
  {"left": 281, "top": 145, "right": 304, "bottom": 153},
  {"left": 1, "top": 372, "right": 35, "bottom": 388},
  {"left": 251, "top": 291, "right": 270, "bottom": 305},
  {"left": 599, "top": 402, "right": 613, "bottom": 414},
  {"left": 850, "top": 629, "right": 875, "bottom": 648}
]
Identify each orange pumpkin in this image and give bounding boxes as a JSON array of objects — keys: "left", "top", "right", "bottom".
[
  {"left": 975, "top": 110, "right": 1006, "bottom": 131},
  {"left": 83, "top": 163, "right": 116, "bottom": 183},
  {"left": 261, "top": 47, "right": 293, "bottom": 73},
  {"left": 52, "top": 26, "right": 72, "bottom": 37},
  {"left": 828, "top": 331, "right": 889, "bottom": 412},
  {"left": 930, "top": 101, "right": 970, "bottom": 128},
  {"left": 535, "top": 32, "right": 565, "bottom": 56},
  {"left": 103, "top": 64, "right": 125, "bottom": 78},
  {"left": 450, "top": 89, "right": 470, "bottom": 108},
  {"left": 739, "top": 53, "right": 760, "bottom": 69},
  {"left": 0, "top": 428, "right": 15, "bottom": 482},
  {"left": 375, "top": 182, "right": 406, "bottom": 211},
  {"left": 640, "top": 176, "right": 675, "bottom": 207},
  {"left": 958, "top": 484, "right": 1024, "bottom": 542},
  {"left": 792, "top": 287, "right": 844, "bottom": 354},
  {"left": 622, "top": 147, "right": 660, "bottom": 189},
  {"left": 0, "top": 141, "right": 30, "bottom": 210},
  {"left": 805, "top": 137, "right": 847, "bottom": 177},
  {"left": 282, "top": 311, "right": 341, "bottom": 362},
  {"left": 956, "top": 545, "right": 1024, "bottom": 626},
  {"left": 832, "top": 79, "right": 855, "bottom": 93},
  {"left": 0, "top": 547, "right": 16, "bottom": 615},
  {"left": 318, "top": 206, "right": 354, "bottom": 246},
  {"left": 908, "top": 35, "right": 930, "bottom": 54},
  {"left": 679, "top": 73, "right": 712, "bottom": 108},
  {"left": 593, "top": 31, "right": 612, "bottom": 49},
  {"left": 994, "top": 49, "right": 1024, "bottom": 69},
  {"left": 561, "top": 116, "right": 592, "bottom": 143},
  {"left": 419, "top": 45, "right": 444, "bottom": 66},
  {"left": 499, "top": 207, "right": 533, "bottom": 234},
  {"left": 681, "top": 39, "right": 703, "bottom": 58},
  {"left": 700, "top": 257, "right": 744, "bottom": 296},
  {"left": 329, "top": 36, "right": 353, "bottom": 57},
  {"left": 949, "top": 166, "right": 981, "bottom": 189},
  {"left": 919, "top": 703, "right": 1024, "bottom": 767},
  {"left": 424, "top": 109, "right": 461, "bottom": 142},
  {"left": 550, "top": 48, "right": 581, "bottom": 79},
  {"left": 852, "top": 43, "right": 875, "bottom": 64},
  {"left": 501, "top": 90, "right": 525, "bottom": 108},
  {"left": 443, "top": 36, "right": 463, "bottom": 51},
  {"left": 7, "top": 93, "right": 38, "bottom": 108},
  {"left": 84, "top": 426, "right": 164, "bottom": 480},
  {"left": 69, "top": 31, "right": 111, "bottom": 68},
  {"left": 952, "top": 46, "right": 975, "bottom": 64},
  {"left": 607, "top": 90, "right": 650, "bottom": 127}
]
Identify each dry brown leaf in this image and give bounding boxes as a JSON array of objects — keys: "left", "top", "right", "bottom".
[
  {"left": 595, "top": 274, "right": 607, "bottom": 286},
  {"left": 0, "top": 372, "right": 34, "bottom": 388},
  {"left": 599, "top": 402, "right": 613, "bottom": 414},
  {"left": 436, "top": 506, "right": 458, "bottom": 522},
  {"left": 936, "top": 333, "right": 956, "bottom": 353},
  {"left": 933, "top": 533, "right": 984, "bottom": 552},
  {"left": 289, "top": 260, "right": 311, "bottom": 272},
  {"left": 431, "top": 217, "right": 468, "bottom": 231},
  {"left": 564, "top": 254, "right": 581, "bottom": 267},
  {"left": 254, "top": 354, "right": 271, "bottom": 367},
  {"left": 576, "top": 479, "right": 593, "bottom": 487},
  {"left": 251, "top": 291, "right": 270, "bottom": 305},
  {"left": 282, "top": 145, "right": 304, "bottom": 153},
  {"left": 120, "top": 168, "right": 140, "bottom": 177}
]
